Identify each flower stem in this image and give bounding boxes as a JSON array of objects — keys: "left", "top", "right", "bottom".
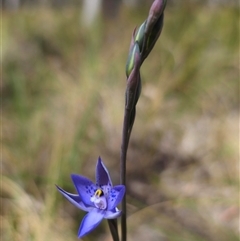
[
  {"left": 107, "top": 219, "right": 119, "bottom": 241},
  {"left": 119, "top": 3, "right": 167, "bottom": 241},
  {"left": 120, "top": 108, "right": 132, "bottom": 241}
]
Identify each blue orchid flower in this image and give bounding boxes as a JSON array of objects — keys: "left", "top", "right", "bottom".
[{"left": 56, "top": 157, "right": 125, "bottom": 238}]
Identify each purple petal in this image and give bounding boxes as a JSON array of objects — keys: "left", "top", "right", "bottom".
[
  {"left": 95, "top": 157, "right": 112, "bottom": 187},
  {"left": 78, "top": 209, "right": 104, "bottom": 238},
  {"left": 107, "top": 185, "right": 125, "bottom": 211},
  {"left": 104, "top": 209, "right": 122, "bottom": 219},
  {"left": 71, "top": 174, "right": 96, "bottom": 207},
  {"left": 56, "top": 185, "right": 93, "bottom": 212}
]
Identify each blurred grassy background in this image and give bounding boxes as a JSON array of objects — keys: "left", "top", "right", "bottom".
[{"left": 1, "top": 2, "right": 239, "bottom": 241}]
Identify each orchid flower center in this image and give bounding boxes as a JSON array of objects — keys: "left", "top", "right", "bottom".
[{"left": 90, "top": 188, "right": 107, "bottom": 210}]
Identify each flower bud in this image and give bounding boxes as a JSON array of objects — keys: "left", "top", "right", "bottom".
[
  {"left": 134, "top": 20, "right": 146, "bottom": 53},
  {"left": 142, "top": 13, "right": 164, "bottom": 62},
  {"left": 126, "top": 41, "right": 141, "bottom": 78},
  {"left": 145, "top": 0, "right": 167, "bottom": 34},
  {"left": 125, "top": 42, "right": 141, "bottom": 111}
]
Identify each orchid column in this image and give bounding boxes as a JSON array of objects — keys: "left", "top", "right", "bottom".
[{"left": 120, "top": 1, "right": 167, "bottom": 240}]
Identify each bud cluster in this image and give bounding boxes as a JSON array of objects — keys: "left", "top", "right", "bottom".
[{"left": 124, "top": 0, "right": 167, "bottom": 135}]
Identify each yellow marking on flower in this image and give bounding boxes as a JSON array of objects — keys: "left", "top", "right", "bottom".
[{"left": 95, "top": 189, "right": 104, "bottom": 197}]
